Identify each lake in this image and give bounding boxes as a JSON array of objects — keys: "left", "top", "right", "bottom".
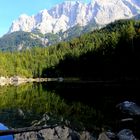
[{"left": 0, "top": 81, "right": 140, "bottom": 134}]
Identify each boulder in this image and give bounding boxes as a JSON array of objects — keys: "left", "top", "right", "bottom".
[
  {"left": 98, "top": 132, "right": 111, "bottom": 140},
  {"left": 117, "top": 129, "right": 136, "bottom": 140},
  {"left": 116, "top": 101, "right": 140, "bottom": 116},
  {"left": 14, "top": 126, "right": 96, "bottom": 140}
]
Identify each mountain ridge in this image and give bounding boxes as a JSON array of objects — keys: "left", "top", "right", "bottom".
[
  {"left": 0, "top": 21, "right": 100, "bottom": 51},
  {"left": 1, "top": 0, "right": 140, "bottom": 51},
  {"left": 8, "top": 0, "right": 140, "bottom": 34}
]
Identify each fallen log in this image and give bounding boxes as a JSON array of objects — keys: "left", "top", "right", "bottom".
[{"left": 0, "top": 124, "right": 58, "bottom": 136}]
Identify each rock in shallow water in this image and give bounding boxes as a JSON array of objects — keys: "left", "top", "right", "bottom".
[
  {"left": 116, "top": 101, "right": 140, "bottom": 116},
  {"left": 14, "top": 126, "right": 96, "bottom": 140},
  {"left": 117, "top": 129, "right": 136, "bottom": 140},
  {"left": 98, "top": 132, "right": 111, "bottom": 140}
]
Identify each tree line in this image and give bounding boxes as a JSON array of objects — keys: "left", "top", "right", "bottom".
[{"left": 0, "top": 19, "right": 140, "bottom": 80}]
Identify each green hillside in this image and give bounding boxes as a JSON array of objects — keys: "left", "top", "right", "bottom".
[
  {"left": 0, "top": 31, "right": 45, "bottom": 51},
  {"left": 0, "top": 19, "right": 140, "bottom": 80}
]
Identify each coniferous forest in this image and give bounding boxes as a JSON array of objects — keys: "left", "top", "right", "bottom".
[{"left": 0, "top": 19, "right": 140, "bottom": 81}]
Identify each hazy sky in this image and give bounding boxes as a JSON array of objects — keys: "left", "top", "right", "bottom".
[{"left": 0, "top": 0, "right": 90, "bottom": 37}]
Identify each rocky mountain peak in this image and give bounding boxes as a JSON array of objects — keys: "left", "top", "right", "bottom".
[{"left": 8, "top": 0, "right": 140, "bottom": 34}]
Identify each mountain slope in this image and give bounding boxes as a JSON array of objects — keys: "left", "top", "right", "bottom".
[
  {"left": 0, "top": 21, "right": 101, "bottom": 51},
  {"left": 8, "top": 0, "right": 140, "bottom": 34},
  {"left": 0, "top": 32, "right": 45, "bottom": 51}
]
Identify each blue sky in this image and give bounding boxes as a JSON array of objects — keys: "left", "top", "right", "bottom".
[{"left": 0, "top": 0, "right": 90, "bottom": 37}]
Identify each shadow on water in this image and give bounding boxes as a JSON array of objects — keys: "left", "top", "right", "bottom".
[
  {"left": 0, "top": 82, "right": 104, "bottom": 130},
  {"left": 45, "top": 80, "right": 140, "bottom": 105},
  {"left": 0, "top": 80, "right": 140, "bottom": 135},
  {"left": 45, "top": 80, "right": 140, "bottom": 133}
]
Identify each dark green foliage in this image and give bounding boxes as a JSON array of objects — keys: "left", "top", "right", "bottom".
[
  {"left": 51, "top": 19, "right": 140, "bottom": 80},
  {"left": 44, "top": 33, "right": 61, "bottom": 45},
  {"left": 82, "top": 19, "right": 101, "bottom": 33},
  {"left": 0, "top": 31, "right": 44, "bottom": 51},
  {"left": 60, "top": 21, "right": 100, "bottom": 41},
  {"left": 61, "top": 25, "right": 83, "bottom": 41},
  {"left": 0, "top": 19, "right": 140, "bottom": 80}
]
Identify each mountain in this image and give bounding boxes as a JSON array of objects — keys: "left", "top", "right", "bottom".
[
  {"left": 8, "top": 0, "right": 140, "bottom": 34},
  {"left": 0, "top": 22, "right": 102, "bottom": 51},
  {"left": 1, "top": 0, "right": 140, "bottom": 51},
  {"left": 134, "top": 14, "right": 140, "bottom": 20}
]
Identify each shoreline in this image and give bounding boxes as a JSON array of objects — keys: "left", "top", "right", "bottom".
[{"left": 0, "top": 76, "right": 58, "bottom": 86}]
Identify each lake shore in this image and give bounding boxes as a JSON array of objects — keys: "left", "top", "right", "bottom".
[
  {"left": 0, "top": 76, "right": 56, "bottom": 86},
  {"left": 1, "top": 76, "right": 139, "bottom": 86}
]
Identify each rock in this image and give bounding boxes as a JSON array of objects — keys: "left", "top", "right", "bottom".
[
  {"left": 14, "top": 126, "right": 96, "bottom": 140},
  {"left": 98, "top": 132, "right": 111, "bottom": 140},
  {"left": 117, "top": 129, "right": 136, "bottom": 140},
  {"left": 17, "top": 108, "right": 25, "bottom": 118},
  {"left": 0, "top": 77, "right": 9, "bottom": 86},
  {"left": 97, "top": 129, "right": 137, "bottom": 140},
  {"left": 106, "top": 130, "right": 116, "bottom": 139},
  {"left": 80, "top": 131, "right": 96, "bottom": 140},
  {"left": 116, "top": 101, "right": 140, "bottom": 116},
  {"left": 0, "top": 76, "right": 48, "bottom": 86},
  {"left": 10, "top": 76, "right": 28, "bottom": 85}
]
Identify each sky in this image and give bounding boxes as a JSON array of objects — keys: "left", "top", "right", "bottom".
[{"left": 0, "top": 0, "right": 90, "bottom": 37}]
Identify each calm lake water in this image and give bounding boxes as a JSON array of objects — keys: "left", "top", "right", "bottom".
[{"left": 0, "top": 81, "right": 140, "bottom": 132}]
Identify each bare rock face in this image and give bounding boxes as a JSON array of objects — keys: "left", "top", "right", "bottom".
[
  {"left": 8, "top": 0, "right": 140, "bottom": 35},
  {"left": 14, "top": 126, "right": 96, "bottom": 140}
]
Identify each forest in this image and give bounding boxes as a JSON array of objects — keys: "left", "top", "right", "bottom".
[{"left": 0, "top": 19, "right": 140, "bottom": 80}]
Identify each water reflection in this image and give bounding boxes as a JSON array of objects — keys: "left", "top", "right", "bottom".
[{"left": 0, "top": 83, "right": 101, "bottom": 129}]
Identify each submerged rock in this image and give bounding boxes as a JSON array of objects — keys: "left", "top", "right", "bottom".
[
  {"left": 116, "top": 101, "right": 140, "bottom": 116},
  {"left": 97, "top": 129, "right": 137, "bottom": 140},
  {"left": 106, "top": 130, "right": 116, "bottom": 139},
  {"left": 117, "top": 129, "right": 136, "bottom": 140}
]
